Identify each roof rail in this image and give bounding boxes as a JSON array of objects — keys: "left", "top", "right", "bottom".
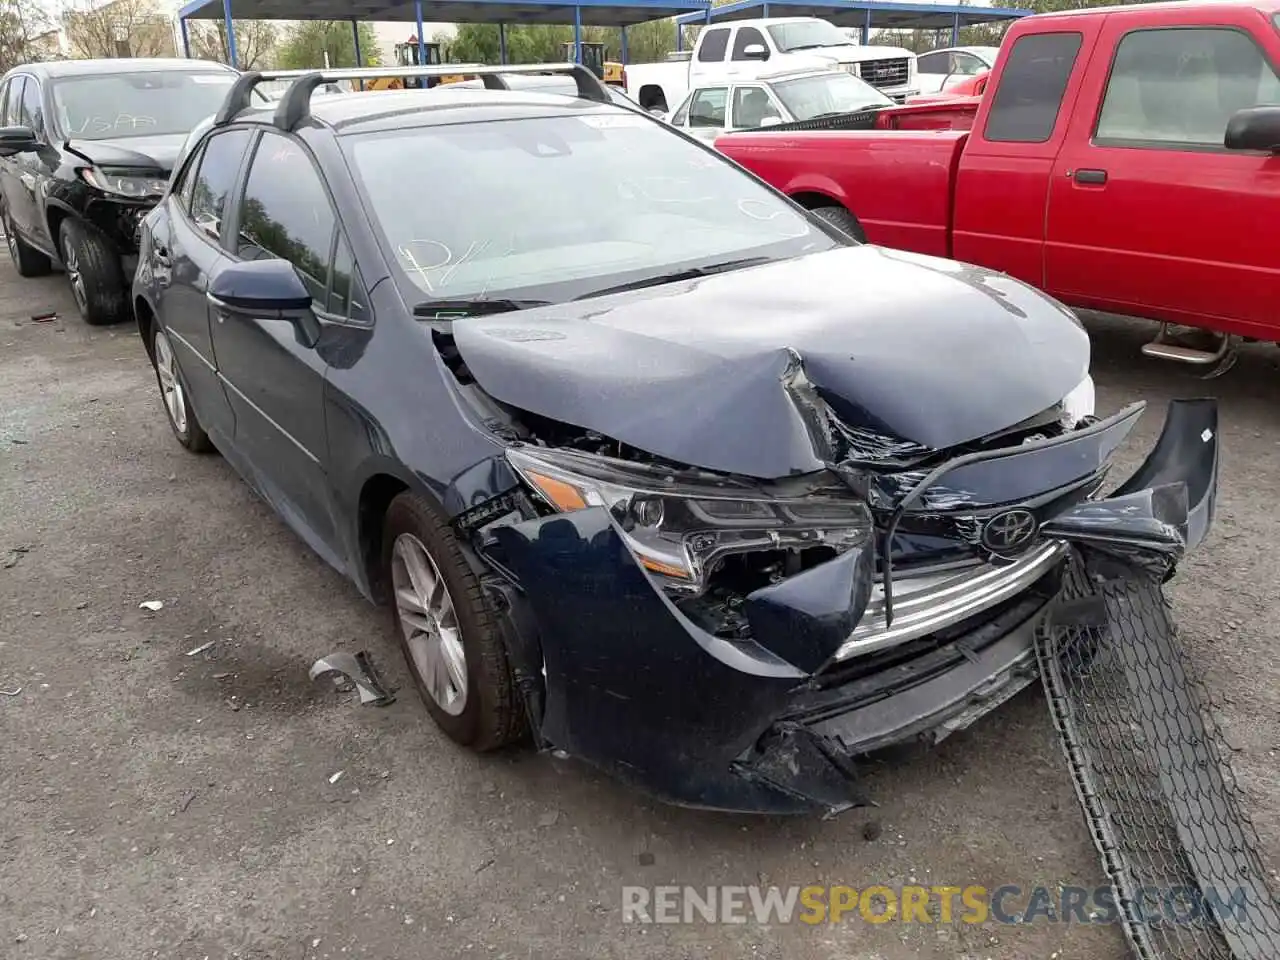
[{"left": 213, "top": 63, "right": 613, "bottom": 132}]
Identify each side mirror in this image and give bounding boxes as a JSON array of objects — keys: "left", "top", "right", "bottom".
[
  {"left": 0, "top": 125, "right": 37, "bottom": 157},
  {"left": 649, "top": 107, "right": 668, "bottom": 120},
  {"left": 207, "top": 258, "right": 321, "bottom": 346},
  {"left": 742, "top": 43, "right": 769, "bottom": 61},
  {"left": 760, "top": 115, "right": 783, "bottom": 127},
  {"left": 1225, "top": 105, "right": 1280, "bottom": 153}
]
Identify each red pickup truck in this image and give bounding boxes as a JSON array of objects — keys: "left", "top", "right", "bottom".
[{"left": 717, "top": 0, "right": 1280, "bottom": 373}]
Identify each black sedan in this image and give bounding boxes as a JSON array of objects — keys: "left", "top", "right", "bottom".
[{"left": 132, "top": 65, "right": 1219, "bottom": 815}]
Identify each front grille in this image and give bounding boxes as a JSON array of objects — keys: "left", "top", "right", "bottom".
[
  {"left": 833, "top": 540, "right": 1067, "bottom": 661},
  {"left": 856, "top": 57, "right": 910, "bottom": 89}
]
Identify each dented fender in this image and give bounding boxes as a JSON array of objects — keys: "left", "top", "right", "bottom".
[{"left": 491, "top": 508, "right": 842, "bottom": 813}]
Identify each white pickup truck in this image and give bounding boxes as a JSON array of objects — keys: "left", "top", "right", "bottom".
[{"left": 623, "top": 16, "right": 917, "bottom": 115}]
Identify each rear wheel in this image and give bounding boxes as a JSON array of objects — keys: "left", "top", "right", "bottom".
[
  {"left": 811, "top": 205, "right": 867, "bottom": 243},
  {"left": 383, "top": 492, "right": 525, "bottom": 751},
  {"left": 151, "top": 325, "right": 213, "bottom": 453},
  {"left": 2, "top": 207, "right": 51, "bottom": 277},
  {"left": 59, "top": 218, "right": 128, "bottom": 325}
]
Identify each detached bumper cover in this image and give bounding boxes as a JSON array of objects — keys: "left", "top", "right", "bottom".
[{"left": 492, "top": 400, "right": 1220, "bottom": 815}]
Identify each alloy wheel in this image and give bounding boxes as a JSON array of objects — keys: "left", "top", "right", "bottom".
[
  {"left": 153, "top": 328, "right": 187, "bottom": 435},
  {"left": 3, "top": 215, "right": 16, "bottom": 265},
  {"left": 391, "top": 533, "right": 467, "bottom": 716},
  {"left": 63, "top": 242, "right": 86, "bottom": 312}
]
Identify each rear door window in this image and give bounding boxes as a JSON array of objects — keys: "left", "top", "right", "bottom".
[
  {"left": 983, "top": 32, "right": 1083, "bottom": 143},
  {"left": 698, "top": 28, "right": 730, "bottom": 62},
  {"left": 1095, "top": 27, "right": 1280, "bottom": 148},
  {"left": 688, "top": 87, "right": 727, "bottom": 127},
  {"left": 917, "top": 51, "right": 949, "bottom": 76}
]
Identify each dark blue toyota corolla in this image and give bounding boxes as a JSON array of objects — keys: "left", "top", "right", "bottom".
[{"left": 133, "top": 64, "right": 1219, "bottom": 816}]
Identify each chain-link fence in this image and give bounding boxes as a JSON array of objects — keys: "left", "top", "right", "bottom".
[{"left": 1036, "top": 549, "right": 1280, "bottom": 960}]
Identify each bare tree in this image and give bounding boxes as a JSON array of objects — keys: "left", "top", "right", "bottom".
[
  {"left": 64, "top": 0, "right": 175, "bottom": 59},
  {"left": 188, "top": 19, "right": 278, "bottom": 69},
  {"left": 0, "top": 0, "right": 50, "bottom": 70}
]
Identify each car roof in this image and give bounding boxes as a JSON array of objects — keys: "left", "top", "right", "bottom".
[
  {"left": 6, "top": 57, "right": 236, "bottom": 80},
  {"left": 1035, "top": 0, "right": 1279, "bottom": 19},
  {"left": 230, "top": 86, "right": 624, "bottom": 135}
]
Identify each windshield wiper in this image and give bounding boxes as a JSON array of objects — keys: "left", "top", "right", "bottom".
[
  {"left": 412, "top": 297, "right": 553, "bottom": 320},
  {"left": 785, "top": 42, "right": 844, "bottom": 51},
  {"left": 572, "top": 257, "right": 775, "bottom": 301}
]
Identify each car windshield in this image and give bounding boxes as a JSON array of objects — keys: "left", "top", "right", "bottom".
[
  {"left": 773, "top": 73, "right": 893, "bottom": 117},
  {"left": 345, "top": 110, "right": 838, "bottom": 304},
  {"left": 767, "top": 21, "right": 850, "bottom": 52},
  {"left": 51, "top": 70, "right": 238, "bottom": 140}
]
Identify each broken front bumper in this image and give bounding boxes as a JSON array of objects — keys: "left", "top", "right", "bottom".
[{"left": 490, "top": 400, "right": 1219, "bottom": 815}]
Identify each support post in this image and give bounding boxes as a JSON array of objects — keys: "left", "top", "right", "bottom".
[
  {"left": 676, "top": 21, "right": 683, "bottom": 52},
  {"left": 762, "top": 2, "right": 769, "bottom": 15},
  {"left": 951, "top": 12, "right": 960, "bottom": 46},
  {"left": 573, "top": 6, "right": 582, "bottom": 64},
  {"left": 499, "top": 23, "right": 507, "bottom": 64},
  {"left": 620, "top": 25, "right": 628, "bottom": 64},
  {"left": 180, "top": 17, "right": 190, "bottom": 58},
  {"left": 221, "top": 0, "right": 237, "bottom": 67},
  {"left": 352, "top": 19, "right": 363, "bottom": 89},
  {"left": 415, "top": 0, "right": 426, "bottom": 66},
  {"left": 861, "top": 8, "right": 870, "bottom": 45}
]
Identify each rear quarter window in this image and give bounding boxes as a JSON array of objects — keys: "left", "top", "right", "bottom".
[
  {"left": 698, "top": 28, "right": 730, "bottom": 62},
  {"left": 983, "top": 32, "right": 1083, "bottom": 143}
]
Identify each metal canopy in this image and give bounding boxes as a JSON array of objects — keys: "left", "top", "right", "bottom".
[
  {"left": 673, "top": 0, "right": 1029, "bottom": 30},
  {"left": 179, "top": 0, "right": 711, "bottom": 28}
]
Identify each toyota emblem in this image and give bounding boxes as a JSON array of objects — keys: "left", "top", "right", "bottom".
[{"left": 981, "top": 508, "right": 1038, "bottom": 556}]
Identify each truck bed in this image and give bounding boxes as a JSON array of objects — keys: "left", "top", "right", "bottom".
[{"left": 718, "top": 130, "right": 968, "bottom": 258}]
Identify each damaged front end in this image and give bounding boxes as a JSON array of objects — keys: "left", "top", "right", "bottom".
[{"left": 467, "top": 396, "right": 1218, "bottom": 816}]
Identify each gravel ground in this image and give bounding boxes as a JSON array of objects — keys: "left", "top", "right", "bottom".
[{"left": 2, "top": 259, "right": 1278, "bottom": 960}]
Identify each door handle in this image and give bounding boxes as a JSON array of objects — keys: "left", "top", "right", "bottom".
[{"left": 1073, "top": 168, "right": 1108, "bottom": 185}]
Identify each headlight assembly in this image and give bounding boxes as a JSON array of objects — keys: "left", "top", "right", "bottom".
[
  {"left": 1062, "top": 374, "right": 1096, "bottom": 427},
  {"left": 80, "top": 167, "right": 169, "bottom": 199},
  {"left": 506, "top": 446, "right": 873, "bottom": 595}
]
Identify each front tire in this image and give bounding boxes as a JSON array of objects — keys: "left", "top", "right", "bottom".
[
  {"left": 59, "top": 218, "right": 128, "bottom": 325},
  {"left": 383, "top": 492, "right": 525, "bottom": 752},
  {"left": 151, "top": 325, "right": 212, "bottom": 453}
]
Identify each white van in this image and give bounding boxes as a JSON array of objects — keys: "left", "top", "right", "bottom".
[{"left": 624, "top": 17, "right": 917, "bottom": 114}]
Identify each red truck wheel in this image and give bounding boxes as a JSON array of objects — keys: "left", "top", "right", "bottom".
[{"left": 811, "top": 206, "right": 866, "bottom": 243}]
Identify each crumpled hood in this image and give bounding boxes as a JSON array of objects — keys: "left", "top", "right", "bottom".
[
  {"left": 452, "top": 245, "right": 1090, "bottom": 479},
  {"left": 65, "top": 133, "right": 187, "bottom": 173}
]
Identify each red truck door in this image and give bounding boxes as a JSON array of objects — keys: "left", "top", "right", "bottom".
[
  {"left": 951, "top": 25, "right": 1099, "bottom": 286},
  {"left": 1045, "top": 8, "right": 1280, "bottom": 337}
]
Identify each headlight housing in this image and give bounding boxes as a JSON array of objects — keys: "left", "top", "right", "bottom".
[
  {"left": 1062, "top": 373, "right": 1096, "bottom": 427},
  {"left": 80, "top": 167, "right": 169, "bottom": 199},
  {"left": 507, "top": 446, "right": 873, "bottom": 596}
]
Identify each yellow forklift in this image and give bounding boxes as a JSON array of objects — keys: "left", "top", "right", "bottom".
[
  {"left": 561, "top": 41, "right": 624, "bottom": 85},
  {"left": 368, "top": 37, "right": 476, "bottom": 90}
]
